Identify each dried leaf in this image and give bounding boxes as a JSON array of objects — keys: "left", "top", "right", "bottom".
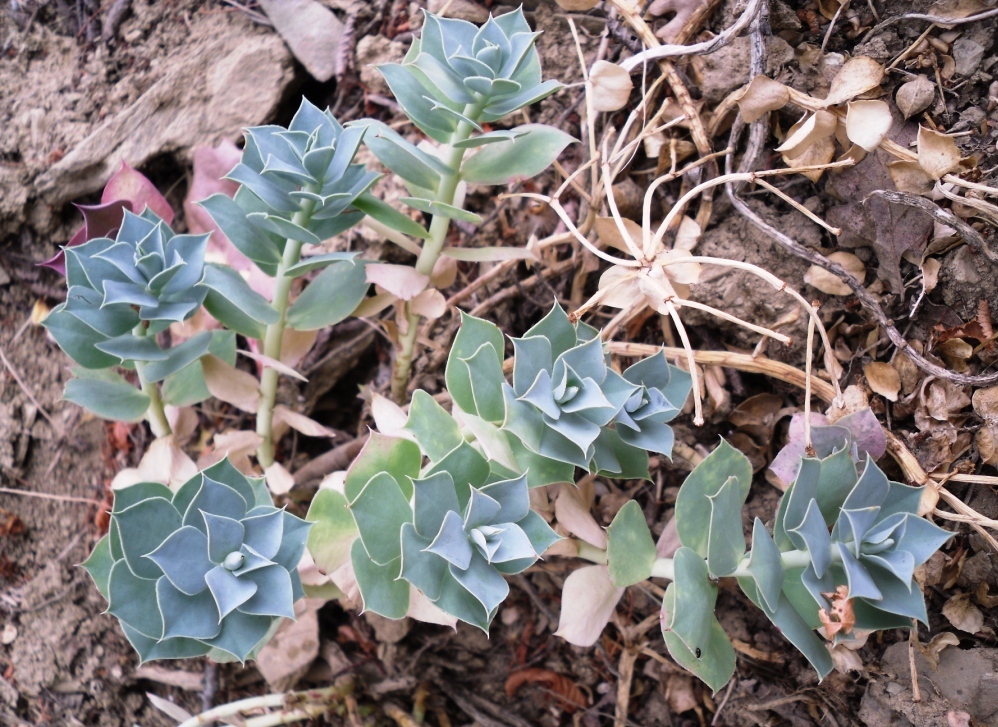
[
  {"left": 845, "top": 100, "right": 892, "bottom": 151},
  {"left": 918, "top": 126, "right": 962, "bottom": 180},
  {"left": 555, "top": 565, "right": 624, "bottom": 647},
  {"left": 111, "top": 435, "right": 198, "bottom": 491},
  {"left": 818, "top": 585, "right": 856, "bottom": 637},
  {"left": 864, "top": 362, "right": 901, "bottom": 401},
  {"left": 365, "top": 263, "right": 429, "bottom": 300},
  {"left": 735, "top": 75, "right": 790, "bottom": 122},
  {"left": 202, "top": 355, "right": 260, "bottom": 413},
  {"left": 371, "top": 392, "right": 411, "bottom": 438},
  {"left": 273, "top": 405, "right": 336, "bottom": 437},
  {"left": 554, "top": 0, "right": 599, "bottom": 8},
  {"left": 409, "top": 288, "right": 447, "bottom": 319},
  {"left": 918, "top": 631, "right": 960, "bottom": 669},
  {"left": 777, "top": 110, "right": 838, "bottom": 159},
  {"left": 595, "top": 216, "right": 643, "bottom": 254},
  {"left": 804, "top": 251, "right": 866, "bottom": 295},
  {"left": 146, "top": 693, "right": 194, "bottom": 723},
  {"left": 505, "top": 669, "right": 589, "bottom": 713},
  {"left": 896, "top": 75, "right": 936, "bottom": 119},
  {"left": 888, "top": 160, "right": 935, "bottom": 195},
  {"left": 665, "top": 674, "right": 699, "bottom": 713},
  {"left": 239, "top": 349, "right": 307, "bottom": 382},
  {"left": 589, "top": 61, "right": 633, "bottom": 112},
  {"left": 976, "top": 425, "right": 998, "bottom": 465},
  {"left": 942, "top": 592, "right": 984, "bottom": 633},
  {"left": 555, "top": 483, "right": 607, "bottom": 549},
  {"left": 673, "top": 216, "right": 701, "bottom": 251},
  {"left": 265, "top": 461, "right": 295, "bottom": 495},
  {"left": 823, "top": 56, "right": 885, "bottom": 107},
  {"left": 785, "top": 135, "right": 836, "bottom": 182},
  {"left": 972, "top": 385, "right": 998, "bottom": 420},
  {"left": 255, "top": 600, "right": 321, "bottom": 690}
]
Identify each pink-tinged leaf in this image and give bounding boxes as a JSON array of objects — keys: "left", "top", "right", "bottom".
[
  {"left": 833, "top": 408, "right": 886, "bottom": 459},
  {"left": 656, "top": 518, "right": 681, "bottom": 558},
  {"left": 202, "top": 355, "right": 260, "bottom": 413},
  {"left": 165, "top": 405, "right": 199, "bottom": 442},
  {"left": 265, "top": 461, "right": 296, "bottom": 495},
  {"left": 199, "top": 430, "right": 263, "bottom": 473},
  {"left": 110, "top": 435, "right": 198, "bottom": 492},
  {"left": 184, "top": 140, "right": 251, "bottom": 273},
  {"left": 365, "top": 264, "right": 429, "bottom": 301},
  {"left": 431, "top": 256, "right": 458, "bottom": 289},
  {"left": 409, "top": 288, "right": 447, "bottom": 319},
  {"left": 281, "top": 328, "right": 318, "bottom": 368},
  {"left": 768, "top": 412, "right": 831, "bottom": 487},
  {"left": 555, "top": 484, "right": 607, "bottom": 549},
  {"left": 330, "top": 559, "right": 361, "bottom": 603},
  {"left": 102, "top": 161, "right": 174, "bottom": 223},
  {"left": 238, "top": 349, "right": 308, "bottom": 382},
  {"left": 352, "top": 292, "right": 397, "bottom": 318},
  {"left": 40, "top": 200, "right": 131, "bottom": 274},
  {"left": 555, "top": 565, "right": 623, "bottom": 647},
  {"left": 273, "top": 405, "right": 336, "bottom": 437}
]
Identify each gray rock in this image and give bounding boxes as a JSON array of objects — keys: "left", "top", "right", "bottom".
[{"left": 953, "top": 38, "right": 985, "bottom": 77}]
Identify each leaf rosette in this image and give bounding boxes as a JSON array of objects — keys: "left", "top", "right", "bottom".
[
  {"left": 379, "top": 8, "right": 561, "bottom": 144},
  {"left": 82, "top": 460, "right": 311, "bottom": 663},
  {"left": 43, "top": 209, "right": 214, "bottom": 369},
  {"left": 339, "top": 418, "right": 561, "bottom": 631}
]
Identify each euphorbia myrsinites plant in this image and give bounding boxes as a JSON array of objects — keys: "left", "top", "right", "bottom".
[{"left": 36, "top": 8, "right": 950, "bottom": 709}]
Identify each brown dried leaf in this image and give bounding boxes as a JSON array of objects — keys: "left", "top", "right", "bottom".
[
  {"left": 823, "top": 56, "right": 885, "bottom": 107},
  {"left": 918, "top": 126, "right": 962, "bottom": 180},
  {"left": 896, "top": 75, "right": 936, "bottom": 119},
  {"left": 942, "top": 592, "right": 984, "bottom": 634},
  {"left": 864, "top": 361, "right": 901, "bottom": 401},
  {"left": 505, "top": 669, "right": 589, "bottom": 713},
  {"left": 785, "top": 134, "right": 836, "bottom": 182},
  {"left": 976, "top": 425, "right": 998, "bottom": 466},
  {"left": 973, "top": 386, "right": 998, "bottom": 420},
  {"left": 777, "top": 110, "right": 838, "bottom": 159},
  {"left": 735, "top": 75, "right": 790, "bottom": 122},
  {"left": 846, "top": 100, "right": 893, "bottom": 151},
  {"left": 888, "top": 160, "right": 935, "bottom": 195},
  {"left": 554, "top": 0, "right": 599, "bottom": 8},
  {"left": 804, "top": 251, "right": 866, "bottom": 295},
  {"left": 202, "top": 355, "right": 260, "bottom": 413},
  {"left": 917, "top": 631, "right": 960, "bottom": 669}
]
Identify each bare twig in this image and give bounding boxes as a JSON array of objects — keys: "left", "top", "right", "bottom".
[
  {"left": 0, "top": 343, "right": 57, "bottom": 428},
  {"left": 865, "top": 189, "right": 998, "bottom": 263},
  {"left": 616, "top": 0, "right": 765, "bottom": 72}
]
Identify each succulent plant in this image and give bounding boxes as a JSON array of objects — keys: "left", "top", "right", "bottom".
[
  {"left": 43, "top": 209, "right": 211, "bottom": 369},
  {"left": 377, "top": 8, "right": 561, "bottom": 146},
  {"left": 200, "top": 98, "right": 385, "bottom": 332},
  {"left": 82, "top": 459, "right": 311, "bottom": 663}
]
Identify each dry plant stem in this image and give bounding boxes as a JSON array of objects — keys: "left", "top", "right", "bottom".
[
  {"left": 753, "top": 177, "right": 842, "bottom": 235},
  {"left": 133, "top": 324, "right": 171, "bottom": 438},
  {"left": 866, "top": 189, "right": 998, "bottom": 263},
  {"left": 665, "top": 299, "right": 703, "bottom": 424},
  {"left": 869, "top": 5, "right": 998, "bottom": 33},
  {"left": 606, "top": 341, "right": 837, "bottom": 402},
  {"left": 614, "top": 0, "right": 765, "bottom": 72},
  {"left": 176, "top": 683, "right": 351, "bottom": 727},
  {"left": 724, "top": 117, "right": 998, "bottom": 387},
  {"left": 604, "top": 0, "right": 717, "bottom": 229},
  {"left": 390, "top": 104, "right": 481, "bottom": 402},
  {"left": 803, "top": 312, "right": 816, "bottom": 449},
  {"left": 0, "top": 487, "right": 100, "bottom": 505},
  {"left": 257, "top": 188, "right": 318, "bottom": 467}
]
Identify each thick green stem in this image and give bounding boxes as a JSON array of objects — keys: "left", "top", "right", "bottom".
[
  {"left": 390, "top": 102, "right": 485, "bottom": 402},
  {"left": 571, "top": 539, "right": 833, "bottom": 583},
  {"left": 256, "top": 188, "right": 319, "bottom": 468},
  {"left": 134, "top": 324, "right": 171, "bottom": 438}
]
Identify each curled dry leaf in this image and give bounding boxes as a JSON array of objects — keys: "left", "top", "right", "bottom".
[
  {"left": 239, "top": 349, "right": 307, "bottom": 382},
  {"left": 918, "top": 126, "right": 962, "bottom": 180},
  {"left": 777, "top": 110, "right": 838, "bottom": 159},
  {"left": 822, "top": 56, "right": 885, "bottom": 107},
  {"left": 845, "top": 100, "right": 892, "bottom": 151},
  {"left": 896, "top": 75, "right": 936, "bottom": 119},
  {"left": 864, "top": 361, "right": 901, "bottom": 402},
  {"left": 918, "top": 631, "right": 960, "bottom": 670},
  {"left": 110, "top": 435, "right": 198, "bottom": 491},
  {"left": 785, "top": 135, "right": 836, "bottom": 182},
  {"left": 735, "top": 75, "right": 790, "bottom": 122},
  {"left": 818, "top": 585, "right": 856, "bottom": 638},
  {"left": 942, "top": 592, "right": 984, "bottom": 634},
  {"left": 972, "top": 385, "right": 998, "bottom": 420},
  {"left": 505, "top": 669, "right": 589, "bottom": 713},
  {"left": 804, "top": 251, "right": 866, "bottom": 295},
  {"left": 888, "top": 160, "right": 935, "bottom": 195},
  {"left": 202, "top": 430, "right": 263, "bottom": 472},
  {"left": 589, "top": 60, "right": 633, "bottom": 112}
]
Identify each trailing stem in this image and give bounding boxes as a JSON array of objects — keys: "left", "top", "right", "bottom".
[
  {"left": 133, "top": 323, "right": 171, "bottom": 438},
  {"left": 389, "top": 103, "right": 483, "bottom": 402},
  {"left": 176, "top": 683, "right": 352, "bottom": 727},
  {"left": 257, "top": 187, "right": 319, "bottom": 467}
]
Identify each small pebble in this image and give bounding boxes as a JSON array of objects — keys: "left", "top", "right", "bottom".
[{"left": 1, "top": 624, "right": 16, "bottom": 645}]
